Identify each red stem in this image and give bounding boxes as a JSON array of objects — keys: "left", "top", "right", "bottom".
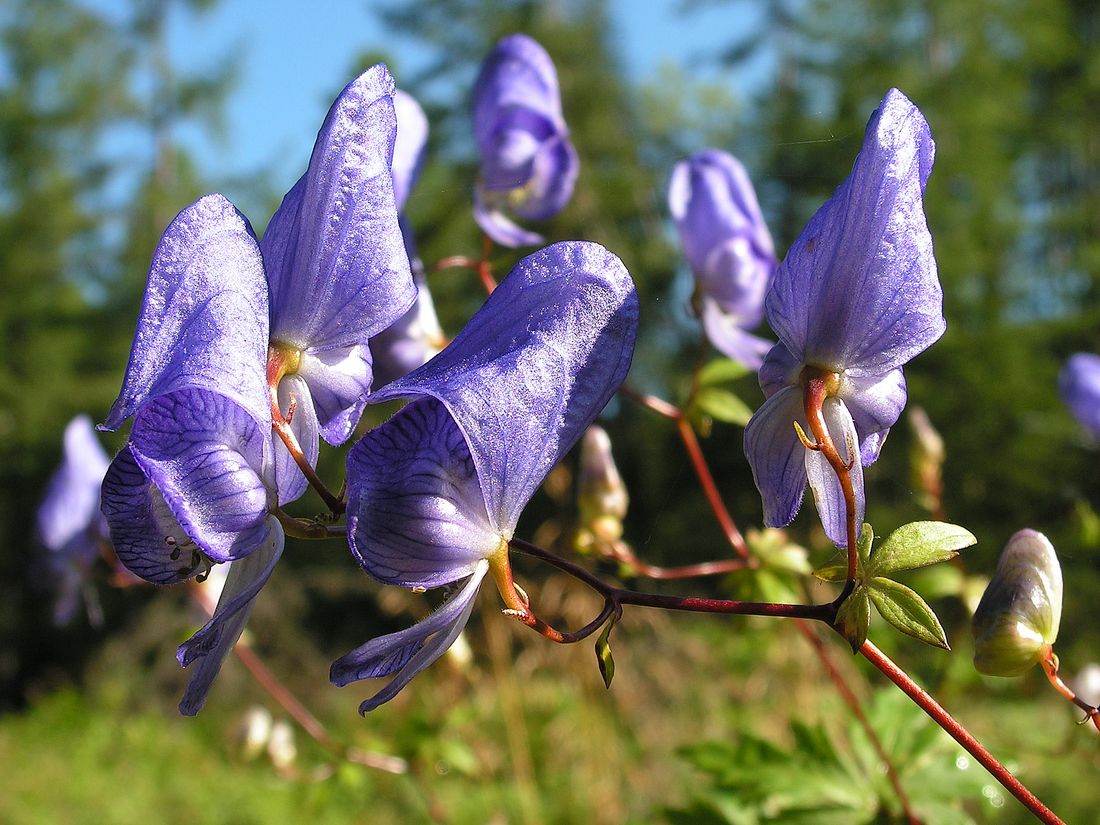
[
  {"left": 861, "top": 640, "right": 1063, "bottom": 824},
  {"left": 619, "top": 385, "right": 751, "bottom": 559},
  {"left": 796, "top": 622, "right": 919, "bottom": 825}
]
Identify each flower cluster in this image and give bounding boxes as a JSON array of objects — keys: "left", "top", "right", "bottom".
[
  {"left": 93, "top": 40, "right": 639, "bottom": 715},
  {"left": 100, "top": 64, "right": 416, "bottom": 714}
]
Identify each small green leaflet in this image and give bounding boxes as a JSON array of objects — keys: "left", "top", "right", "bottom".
[
  {"left": 815, "top": 521, "right": 973, "bottom": 651},
  {"left": 691, "top": 387, "right": 754, "bottom": 427},
  {"left": 868, "top": 577, "right": 950, "bottom": 649},
  {"left": 696, "top": 358, "right": 752, "bottom": 386},
  {"left": 595, "top": 618, "right": 617, "bottom": 689}
]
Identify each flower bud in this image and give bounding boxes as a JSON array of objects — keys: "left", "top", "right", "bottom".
[
  {"left": 267, "top": 719, "right": 297, "bottom": 772},
  {"left": 972, "top": 529, "right": 1062, "bottom": 677},
  {"left": 234, "top": 706, "right": 273, "bottom": 761},
  {"left": 577, "top": 425, "right": 628, "bottom": 524}
]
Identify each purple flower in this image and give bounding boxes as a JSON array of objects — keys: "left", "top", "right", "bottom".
[
  {"left": 370, "top": 88, "right": 446, "bottom": 388},
  {"left": 472, "top": 34, "right": 579, "bottom": 248},
  {"left": 744, "top": 89, "right": 944, "bottom": 547},
  {"left": 99, "top": 65, "right": 414, "bottom": 714},
  {"left": 36, "top": 415, "right": 110, "bottom": 626},
  {"left": 331, "top": 241, "right": 638, "bottom": 711},
  {"left": 668, "top": 150, "right": 778, "bottom": 369},
  {"left": 1060, "top": 353, "right": 1100, "bottom": 439}
]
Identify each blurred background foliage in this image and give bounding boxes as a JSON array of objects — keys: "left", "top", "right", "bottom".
[{"left": 2, "top": 0, "right": 1099, "bottom": 822}]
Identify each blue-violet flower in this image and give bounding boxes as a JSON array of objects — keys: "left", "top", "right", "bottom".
[
  {"left": 36, "top": 415, "right": 111, "bottom": 625},
  {"left": 331, "top": 241, "right": 638, "bottom": 711},
  {"left": 669, "top": 149, "right": 777, "bottom": 368},
  {"left": 472, "top": 34, "right": 579, "bottom": 248},
  {"left": 100, "top": 64, "right": 414, "bottom": 714},
  {"left": 744, "top": 88, "right": 944, "bottom": 547},
  {"left": 1059, "top": 352, "right": 1100, "bottom": 440}
]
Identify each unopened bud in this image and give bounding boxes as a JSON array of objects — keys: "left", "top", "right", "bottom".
[
  {"left": 577, "top": 425, "right": 628, "bottom": 524},
  {"left": 908, "top": 407, "right": 944, "bottom": 515},
  {"left": 234, "top": 705, "right": 273, "bottom": 761},
  {"left": 972, "top": 529, "right": 1063, "bottom": 677},
  {"left": 267, "top": 719, "right": 297, "bottom": 771}
]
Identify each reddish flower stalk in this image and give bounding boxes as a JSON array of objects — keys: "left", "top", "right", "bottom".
[
  {"left": 185, "top": 589, "right": 406, "bottom": 775},
  {"left": 862, "top": 640, "right": 1063, "bottom": 824},
  {"left": 266, "top": 347, "right": 345, "bottom": 515},
  {"left": 620, "top": 385, "right": 751, "bottom": 559}
]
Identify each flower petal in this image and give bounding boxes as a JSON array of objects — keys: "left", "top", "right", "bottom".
[
  {"left": 128, "top": 388, "right": 274, "bottom": 563},
  {"left": 177, "top": 521, "right": 284, "bottom": 716},
  {"left": 508, "top": 134, "right": 579, "bottom": 223},
  {"left": 391, "top": 89, "right": 428, "bottom": 212},
  {"left": 473, "top": 188, "right": 545, "bottom": 247},
  {"left": 262, "top": 64, "right": 415, "bottom": 353},
  {"left": 346, "top": 397, "right": 501, "bottom": 588},
  {"left": 805, "top": 398, "right": 866, "bottom": 548},
  {"left": 473, "top": 35, "right": 565, "bottom": 148},
  {"left": 330, "top": 561, "right": 487, "bottom": 713},
  {"left": 758, "top": 340, "right": 802, "bottom": 399},
  {"left": 37, "top": 415, "right": 110, "bottom": 552},
  {"left": 766, "top": 88, "right": 943, "bottom": 375},
  {"left": 369, "top": 265, "right": 444, "bottom": 390},
  {"left": 840, "top": 368, "right": 907, "bottom": 465},
  {"left": 295, "top": 343, "right": 373, "bottom": 445},
  {"left": 669, "top": 149, "right": 776, "bottom": 315},
  {"left": 103, "top": 195, "right": 269, "bottom": 431},
  {"left": 699, "top": 297, "right": 773, "bottom": 371},
  {"left": 272, "top": 375, "right": 319, "bottom": 505},
  {"left": 744, "top": 385, "right": 809, "bottom": 530},
  {"left": 1060, "top": 352, "right": 1100, "bottom": 439},
  {"left": 101, "top": 445, "right": 202, "bottom": 585},
  {"left": 372, "top": 241, "right": 638, "bottom": 534}
]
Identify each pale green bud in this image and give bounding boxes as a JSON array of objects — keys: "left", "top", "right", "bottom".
[
  {"left": 577, "top": 425, "right": 628, "bottom": 524},
  {"left": 972, "top": 529, "right": 1063, "bottom": 677}
]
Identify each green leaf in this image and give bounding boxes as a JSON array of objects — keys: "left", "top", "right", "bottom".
[
  {"left": 814, "top": 523, "right": 872, "bottom": 583},
  {"left": 595, "top": 619, "right": 616, "bottom": 689},
  {"left": 691, "top": 387, "right": 754, "bottom": 426},
  {"left": 812, "top": 562, "right": 848, "bottom": 583},
  {"left": 696, "top": 357, "right": 752, "bottom": 386},
  {"left": 868, "top": 521, "right": 975, "bottom": 577},
  {"left": 868, "top": 577, "right": 950, "bottom": 650},
  {"left": 834, "top": 588, "right": 870, "bottom": 652},
  {"left": 856, "top": 522, "right": 874, "bottom": 569}
]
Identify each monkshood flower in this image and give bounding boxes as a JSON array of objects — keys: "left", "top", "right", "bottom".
[
  {"left": 100, "top": 65, "right": 414, "bottom": 714},
  {"left": 331, "top": 241, "right": 638, "bottom": 712},
  {"left": 973, "top": 529, "right": 1062, "bottom": 677},
  {"left": 1059, "top": 352, "right": 1100, "bottom": 439},
  {"left": 99, "top": 195, "right": 283, "bottom": 715},
  {"left": 668, "top": 149, "right": 778, "bottom": 369},
  {"left": 104, "top": 63, "right": 414, "bottom": 502},
  {"left": 472, "top": 34, "right": 579, "bottom": 247},
  {"left": 744, "top": 88, "right": 944, "bottom": 547},
  {"left": 370, "top": 88, "right": 445, "bottom": 388},
  {"left": 36, "top": 415, "right": 110, "bottom": 625}
]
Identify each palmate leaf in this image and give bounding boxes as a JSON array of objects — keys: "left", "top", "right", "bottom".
[
  {"left": 668, "top": 690, "right": 985, "bottom": 825},
  {"left": 868, "top": 576, "right": 950, "bottom": 649}
]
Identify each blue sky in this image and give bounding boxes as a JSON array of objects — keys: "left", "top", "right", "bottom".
[{"left": 133, "top": 0, "right": 757, "bottom": 194}]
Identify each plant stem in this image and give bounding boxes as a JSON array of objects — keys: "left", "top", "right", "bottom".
[
  {"left": 187, "top": 589, "right": 406, "bottom": 774},
  {"left": 620, "top": 385, "right": 751, "bottom": 559},
  {"left": 861, "top": 640, "right": 1063, "bottom": 824},
  {"left": 796, "top": 622, "right": 920, "bottom": 825}
]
